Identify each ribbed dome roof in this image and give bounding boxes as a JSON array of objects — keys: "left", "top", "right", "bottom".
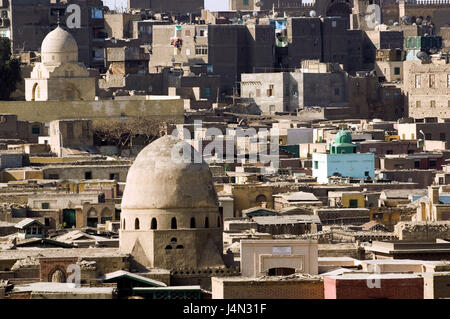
[
  {"left": 334, "top": 129, "right": 352, "bottom": 145},
  {"left": 121, "top": 135, "right": 219, "bottom": 210},
  {"left": 41, "top": 26, "right": 78, "bottom": 62}
]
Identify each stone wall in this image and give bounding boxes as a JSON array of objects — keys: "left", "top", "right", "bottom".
[
  {"left": 0, "top": 99, "right": 184, "bottom": 123},
  {"left": 395, "top": 221, "right": 450, "bottom": 241}
]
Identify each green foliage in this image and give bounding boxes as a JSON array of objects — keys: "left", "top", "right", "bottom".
[{"left": 0, "top": 37, "right": 22, "bottom": 100}]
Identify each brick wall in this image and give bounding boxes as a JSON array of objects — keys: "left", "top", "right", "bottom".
[
  {"left": 212, "top": 277, "right": 324, "bottom": 299},
  {"left": 324, "top": 276, "right": 424, "bottom": 299},
  {"left": 39, "top": 257, "right": 78, "bottom": 282}
]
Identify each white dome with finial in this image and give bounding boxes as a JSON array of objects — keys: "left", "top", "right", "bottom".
[{"left": 41, "top": 26, "right": 78, "bottom": 64}]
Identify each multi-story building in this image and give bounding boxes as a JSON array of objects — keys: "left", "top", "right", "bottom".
[
  {"left": 150, "top": 23, "right": 275, "bottom": 93},
  {"left": 0, "top": 0, "right": 105, "bottom": 68},
  {"left": 240, "top": 61, "right": 348, "bottom": 114},
  {"left": 127, "top": 0, "right": 204, "bottom": 15},
  {"left": 404, "top": 58, "right": 450, "bottom": 120}
]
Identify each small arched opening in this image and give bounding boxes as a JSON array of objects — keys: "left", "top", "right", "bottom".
[
  {"left": 205, "top": 217, "right": 209, "bottom": 228},
  {"left": 190, "top": 217, "right": 196, "bottom": 228},
  {"left": 171, "top": 217, "right": 177, "bottom": 229},
  {"left": 135, "top": 218, "right": 140, "bottom": 230},
  {"left": 151, "top": 218, "right": 157, "bottom": 230}
]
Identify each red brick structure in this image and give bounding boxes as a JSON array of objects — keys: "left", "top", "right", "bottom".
[
  {"left": 324, "top": 273, "right": 424, "bottom": 299},
  {"left": 39, "top": 257, "right": 78, "bottom": 283}
]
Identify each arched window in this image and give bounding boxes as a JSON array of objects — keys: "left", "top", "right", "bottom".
[
  {"left": 205, "top": 217, "right": 209, "bottom": 228},
  {"left": 217, "top": 216, "right": 221, "bottom": 228},
  {"left": 135, "top": 218, "right": 140, "bottom": 230},
  {"left": 165, "top": 245, "right": 172, "bottom": 250},
  {"left": 171, "top": 217, "right": 177, "bottom": 229},
  {"left": 151, "top": 218, "right": 157, "bottom": 230},
  {"left": 190, "top": 217, "right": 196, "bottom": 228},
  {"left": 256, "top": 194, "right": 267, "bottom": 204},
  {"left": 176, "top": 245, "right": 184, "bottom": 249}
]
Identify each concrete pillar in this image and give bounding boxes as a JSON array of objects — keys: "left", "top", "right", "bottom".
[{"left": 429, "top": 185, "right": 440, "bottom": 205}]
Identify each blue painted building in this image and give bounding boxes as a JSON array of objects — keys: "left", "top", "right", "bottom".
[{"left": 312, "top": 129, "right": 375, "bottom": 184}]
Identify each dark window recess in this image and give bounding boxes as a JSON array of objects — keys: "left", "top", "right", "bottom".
[
  {"left": 429, "top": 160, "right": 437, "bottom": 169},
  {"left": 41, "top": 203, "right": 50, "bottom": 209},
  {"left": 85, "top": 172, "right": 92, "bottom": 179},
  {"left": 349, "top": 199, "right": 358, "bottom": 208},
  {"left": 386, "top": 150, "right": 393, "bottom": 155},
  {"left": 48, "top": 174, "right": 59, "bottom": 179},
  {"left": 414, "top": 160, "right": 420, "bottom": 168},
  {"left": 425, "top": 133, "right": 432, "bottom": 140},
  {"left": 32, "top": 127, "right": 40, "bottom": 134},
  {"left": 44, "top": 218, "right": 50, "bottom": 226},
  {"left": 440, "top": 133, "right": 446, "bottom": 141}
]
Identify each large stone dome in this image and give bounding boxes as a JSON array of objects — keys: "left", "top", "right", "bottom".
[
  {"left": 41, "top": 26, "right": 78, "bottom": 63},
  {"left": 121, "top": 135, "right": 219, "bottom": 210}
]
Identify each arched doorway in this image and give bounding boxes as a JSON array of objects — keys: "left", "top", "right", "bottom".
[
  {"left": 326, "top": 1, "right": 351, "bottom": 29},
  {"left": 31, "top": 83, "right": 39, "bottom": 101},
  {"left": 87, "top": 208, "right": 98, "bottom": 227}
]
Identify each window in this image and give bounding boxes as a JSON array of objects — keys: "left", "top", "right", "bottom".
[
  {"left": 109, "top": 173, "right": 119, "bottom": 181},
  {"left": 267, "top": 84, "right": 274, "bottom": 97},
  {"left": 429, "top": 74, "right": 435, "bottom": 88},
  {"left": 123, "top": 219, "right": 126, "bottom": 230},
  {"left": 394, "top": 67, "right": 400, "bottom": 75},
  {"left": 314, "top": 161, "right": 318, "bottom": 169},
  {"left": 195, "top": 45, "right": 208, "bottom": 55},
  {"left": 425, "top": 133, "right": 432, "bottom": 140},
  {"left": 135, "top": 218, "right": 140, "bottom": 230},
  {"left": 334, "top": 88, "right": 340, "bottom": 96},
  {"left": 416, "top": 101, "right": 421, "bottom": 108},
  {"left": 243, "top": 0, "right": 249, "bottom": 5},
  {"left": 45, "top": 218, "right": 50, "bottom": 227},
  {"left": 190, "top": 217, "right": 196, "bottom": 228},
  {"left": 217, "top": 216, "right": 221, "bottom": 228},
  {"left": 31, "top": 126, "right": 40, "bottom": 135},
  {"left": 205, "top": 87, "right": 211, "bottom": 98},
  {"left": 48, "top": 174, "right": 59, "bottom": 179},
  {"left": 171, "top": 217, "right": 177, "bottom": 229},
  {"left": 385, "top": 91, "right": 390, "bottom": 98},
  {"left": 440, "top": 133, "right": 446, "bottom": 141},
  {"left": 349, "top": 199, "right": 358, "bottom": 208},
  {"left": 41, "top": 203, "right": 50, "bottom": 209},
  {"left": 151, "top": 218, "right": 157, "bottom": 230},
  {"left": 414, "top": 160, "right": 420, "bottom": 168},
  {"left": 84, "top": 172, "right": 92, "bottom": 180},
  {"left": 415, "top": 75, "right": 421, "bottom": 88},
  {"left": 205, "top": 217, "right": 209, "bottom": 228},
  {"left": 365, "top": 171, "right": 370, "bottom": 177},
  {"left": 431, "top": 100, "right": 436, "bottom": 108},
  {"left": 430, "top": 159, "right": 437, "bottom": 169},
  {"left": 386, "top": 150, "right": 393, "bottom": 155}
]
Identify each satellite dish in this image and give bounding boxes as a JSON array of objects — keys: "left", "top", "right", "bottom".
[
  {"left": 401, "top": 16, "right": 411, "bottom": 25},
  {"left": 310, "top": 10, "right": 317, "bottom": 18},
  {"left": 255, "top": 1, "right": 263, "bottom": 7},
  {"left": 416, "top": 51, "right": 430, "bottom": 61},
  {"left": 253, "top": 11, "right": 258, "bottom": 17},
  {"left": 393, "top": 22, "right": 399, "bottom": 26}
]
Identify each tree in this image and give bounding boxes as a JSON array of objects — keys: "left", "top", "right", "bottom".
[
  {"left": 0, "top": 37, "right": 21, "bottom": 100},
  {"left": 93, "top": 116, "right": 178, "bottom": 152}
]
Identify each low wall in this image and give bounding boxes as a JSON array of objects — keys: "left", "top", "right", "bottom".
[{"left": 0, "top": 99, "right": 184, "bottom": 123}]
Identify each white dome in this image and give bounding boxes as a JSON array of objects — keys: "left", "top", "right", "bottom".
[
  {"left": 121, "top": 135, "right": 219, "bottom": 210},
  {"left": 41, "top": 26, "right": 78, "bottom": 63}
]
